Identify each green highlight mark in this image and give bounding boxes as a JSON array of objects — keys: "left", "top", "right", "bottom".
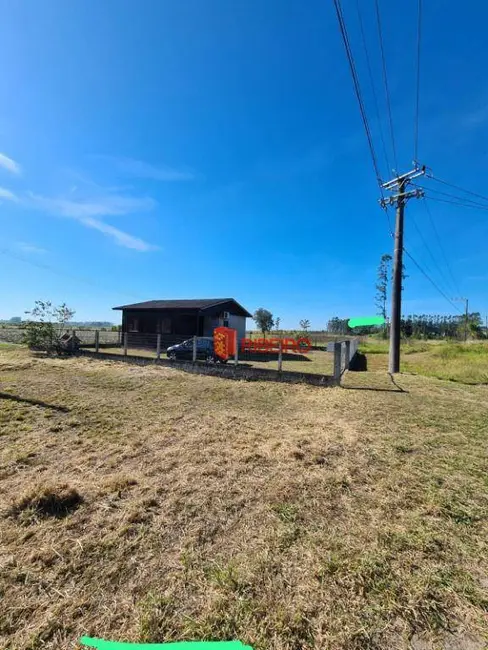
[
  {"left": 347, "top": 316, "right": 385, "bottom": 328},
  {"left": 79, "top": 638, "right": 253, "bottom": 650}
]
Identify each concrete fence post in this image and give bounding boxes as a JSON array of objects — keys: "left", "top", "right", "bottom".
[
  {"left": 333, "top": 342, "right": 342, "bottom": 382},
  {"left": 278, "top": 339, "right": 283, "bottom": 372},
  {"left": 344, "top": 340, "right": 351, "bottom": 371},
  {"left": 192, "top": 335, "right": 197, "bottom": 363},
  {"left": 156, "top": 334, "right": 161, "bottom": 361},
  {"left": 95, "top": 330, "right": 100, "bottom": 353},
  {"left": 123, "top": 332, "right": 128, "bottom": 356}
]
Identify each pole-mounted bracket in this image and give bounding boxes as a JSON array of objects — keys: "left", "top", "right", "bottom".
[
  {"left": 379, "top": 187, "right": 424, "bottom": 209},
  {"left": 379, "top": 163, "right": 427, "bottom": 208}
]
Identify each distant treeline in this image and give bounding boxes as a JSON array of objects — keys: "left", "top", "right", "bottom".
[
  {"left": 327, "top": 314, "right": 486, "bottom": 339},
  {"left": 67, "top": 322, "right": 114, "bottom": 328},
  {"left": 0, "top": 320, "right": 115, "bottom": 328}
]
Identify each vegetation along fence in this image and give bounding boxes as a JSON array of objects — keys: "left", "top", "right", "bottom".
[
  {"left": 0, "top": 326, "right": 359, "bottom": 384},
  {"left": 75, "top": 331, "right": 359, "bottom": 385}
]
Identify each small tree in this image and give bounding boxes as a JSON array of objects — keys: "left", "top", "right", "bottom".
[
  {"left": 23, "top": 300, "right": 75, "bottom": 354},
  {"left": 253, "top": 308, "right": 274, "bottom": 337},
  {"left": 275, "top": 316, "right": 281, "bottom": 334},
  {"left": 299, "top": 319, "right": 310, "bottom": 332},
  {"left": 375, "top": 254, "right": 392, "bottom": 333}
]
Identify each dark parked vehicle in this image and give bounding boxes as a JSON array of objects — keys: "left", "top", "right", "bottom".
[{"left": 166, "top": 337, "right": 225, "bottom": 362}]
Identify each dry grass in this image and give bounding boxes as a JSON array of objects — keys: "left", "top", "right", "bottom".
[
  {"left": 360, "top": 340, "right": 488, "bottom": 384},
  {"left": 91, "top": 347, "right": 334, "bottom": 376},
  {"left": 1, "top": 344, "right": 488, "bottom": 649}
]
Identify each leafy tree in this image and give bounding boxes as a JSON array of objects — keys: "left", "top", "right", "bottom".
[
  {"left": 375, "top": 254, "right": 392, "bottom": 327},
  {"left": 23, "top": 300, "right": 75, "bottom": 354},
  {"left": 274, "top": 317, "right": 281, "bottom": 333},
  {"left": 253, "top": 308, "right": 274, "bottom": 337},
  {"left": 327, "top": 317, "right": 351, "bottom": 335},
  {"left": 375, "top": 253, "right": 408, "bottom": 337},
  {"left": 299, "top": 319, "right": 310, "bottom": 332}
]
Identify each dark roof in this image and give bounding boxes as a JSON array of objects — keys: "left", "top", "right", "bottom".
[{"left": 113, "top": 298, "right": 251, "bottom": 317}]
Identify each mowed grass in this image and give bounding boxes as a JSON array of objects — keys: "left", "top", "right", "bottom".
[
  {"left": 90, "top": 347, "right": 335, "bottom": 376},
  {"left": 1, "top": 345, "right": 488, "bottom": 649},
  {"left": 361, "top": 339, "right": 488, "bottom": 384}
]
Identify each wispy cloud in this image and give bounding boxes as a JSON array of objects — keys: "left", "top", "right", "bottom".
[
  {"left": 98, "top": 155, "right": 196, "bottom": 181},
  {"left": 0, "top": 186, "right": 18, "bottom": 201},
  {"left": 77, "top": 217, "right": 157, "bottom": 252},
  {"left": 1, "top": 159, "right": 159, "bottom": 251},
  {"left": 25, "top": 191, "right": 158, "bottom": 251},
  {"left": 16, "top": 241, "right": 47, "bottom": 254},
  {"left": 27, "top": 192, "right": 156, "bottom": 218},
  {"left": 3, "top": 186, "right": 158, "bottom": 252},
  {"left": 0, "top": 152, "right": 21, "bottom": 175},
  {"left": 461, "top": 105, "right": 488, "bottom": 129}
]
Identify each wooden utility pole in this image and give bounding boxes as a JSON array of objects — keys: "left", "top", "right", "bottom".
[
  {"left": 388, "top": 179, "right": 406, "bottom": 373},
  {"left": 380, "top": 165, "right": 426, "bottom": 374}
]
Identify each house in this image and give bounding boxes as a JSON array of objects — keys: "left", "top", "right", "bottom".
[{"left": 113, "top": 298, "right": 252, "bottom": 346}]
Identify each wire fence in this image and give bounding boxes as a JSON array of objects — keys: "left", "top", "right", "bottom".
[
  {"left": 0, "top": 327, "right": 121, "bottom": 345},
  {"left": 0, "top": 327, "right": 360, "bottom": 379},
  {"left": 85, "top": 332, "right": 339, "bottom": 376}
]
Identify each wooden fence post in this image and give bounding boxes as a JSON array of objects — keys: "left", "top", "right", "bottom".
[
  {"left": 95, "top": 330, "right": 100, "bottom": 353},
  {"left": 124, "top": 332, "right": 128, "bottom": 356},
  {"left": 333, "top": 342, "right": 342, "bottom": 382},
  {"left": 234, "top": 330, "right": 239, "bottom": 366},
  {"left": 343, "top": 340, "right": 351, "bottom": 371},
  {"left": 278, "top": 339, "right": 283, "bottom": 372},
  {"left": 156, "top": 334, "right": 161, "bottom": 360},
  {"left": 192, "top": 335, "right": 197, "bottom": 363}
]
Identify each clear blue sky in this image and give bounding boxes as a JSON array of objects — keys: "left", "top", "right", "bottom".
[{"left": 0, "top": 0, "right": 486, "bottom": 328}]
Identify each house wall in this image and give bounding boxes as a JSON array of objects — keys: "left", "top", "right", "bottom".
[
  {"left": 228, "top": 314, "right": 247, "bottom": 340},
  {"left": 122, "top": 308, "right": 247, "bottom": 341},
  {"left": 202, "top": 314, "right": 246, "bottom": 340},
  {"left": 122, "top": 309, "right": 199, "bottom": 335}
]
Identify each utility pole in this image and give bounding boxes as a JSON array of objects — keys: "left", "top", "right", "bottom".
[
  {"left": 380, "top": 164, "right": 426, "bottom": 373},
  {"left": 389, "top": 178, "right": 406, "bottom": 374}
]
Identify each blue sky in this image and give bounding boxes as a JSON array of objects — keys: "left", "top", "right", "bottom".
[{"left": 0, "top": 0, "right": 486, "bottom": 328}]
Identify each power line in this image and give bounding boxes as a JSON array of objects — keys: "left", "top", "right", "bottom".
[
  {"left": 374, "top": 0, "right": 398, "bottom": 171},
  {"left": 403, "top": 247, "right": 462, "bottom": 313},
  {"left": 423, "top": 194, "right": 488, "bottom": 212},
  {"left": 414, "top": 0, "right": 422, "bottom": 162},
  {"left": 412, "top": 182, "right": 488, "bottom": 210},
  {"left": 0, "top": 248, "right": 142, "bottom": 302},
  {"left": 422, "top": 199, "right": 462, "bottom": 296},
  {"left": 355, "top": 0, "right": 391, "bottom": 176},
  {"left": 332, "top": 0, "right": 383, "bottom": 184},
  {"left": 408, "top": 205, "right": 456, "bottom": 299},
  {"left": 383, "top": 204, "right": 394, "bottom": 237},
  {"left": 427, "top": 173, "right": 488, "bottom": 204}
]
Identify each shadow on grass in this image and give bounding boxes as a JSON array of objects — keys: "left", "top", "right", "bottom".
[
  {"left": 0, "top": 392, "right": 70, "bottom": 412},
  {"left": 239, "top": 352, "right": 312, "bottom": 363},
  {"left": 341, "top": 371, "right": 409, "bottom": 394}
]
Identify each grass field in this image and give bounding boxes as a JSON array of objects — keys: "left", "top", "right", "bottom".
[
  {"left": 360, "top": 340, "right": 488, "bottom": 384},
  {"left": 98, "top": 346, "right": 335, "bottom": 376},
  {"left": 1, "top": 344, "right": 488, "bottom": 649}
]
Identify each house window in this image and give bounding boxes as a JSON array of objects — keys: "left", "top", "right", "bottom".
[
  {"left": 223, "top": 319, "right": 229, "bottom": 328},
  {"left": 128, "top": 318, "right": 139, "bottom": 332}
]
